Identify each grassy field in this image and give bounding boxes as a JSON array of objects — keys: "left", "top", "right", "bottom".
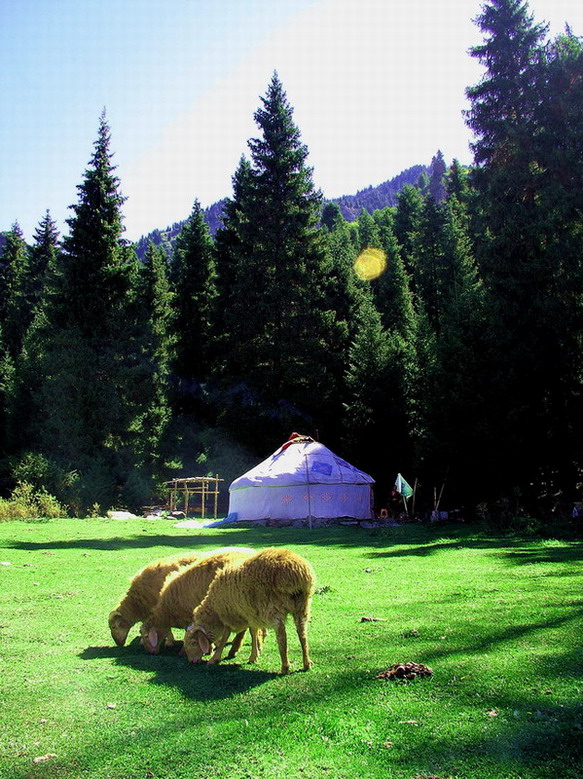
[{"left": 0, "top": 518, "right": 581, "bottom": 779}]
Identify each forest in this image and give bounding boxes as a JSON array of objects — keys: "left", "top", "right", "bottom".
[{"left": 0, "top": 0, "right": 581, "bottom": 520}]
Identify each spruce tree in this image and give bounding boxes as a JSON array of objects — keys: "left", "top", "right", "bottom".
[
  {"left": 31, "top": 113, "right": 149, "bottom": 511},
  {"left": 0, "top": 324, "right": 12, "bottom": 457},
  {"left": 374, "top": 218, "right": 417, "bottom": 341},
  {"left": 320, "top": 202, "right": 345, "bottom": 232},
  {"left": 133, "top": 242, "right": 174, "bottom": 473},
  {"left": 412, "top": 196, "right": 448, "bottom": 332},
  {"left": 343, "top": 285, "right": 418, "bottom": 502},
  {"left": 343, "top": 293, "right": 391, "bottom": 473},
  {"left": 217, "top": 73, "right": 345, "bottom": 447},
  {"left": 424, "top": 199, "right": 490, "bottom": 501},
  {"left": 1, "top": 216, "right": 60, "bottom": 458},
  {"left": 393, "top": 184, "right": 425, "bottom": 279},
  {"left": 170, "top": 199, "right": 218, "bottom": 411},
  {"left": 29, "top": 211, "right": 59, "bottom": 312},
  {"left": 356, "top": 208, "right": 381, "bottom": 250},
  {"left": 428, "top": 150, "right": 447, "bottom": 202},
  {"left": 527, "top": 30, "right": 583, "bottom": 499},
  {"left": 0, "top": 222, "right": 30, "bottom": 358},
  {"left": 465, "top": 0, "right": 547, "bottom": 173},
  {"left": 445, "top": 160, "right": 471, "bottom": 204},
  {"left": 464, "top": 0, "right": 582, "bottom": 505}
]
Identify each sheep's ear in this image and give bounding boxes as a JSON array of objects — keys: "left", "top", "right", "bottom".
[
  {"left": 196, "top": 628, "right": 211, "bottom": 655},
  {"left": 148, "top": 628, "right": 158, "bottom": 649},
  {"left": 108, "top": 610, "right": 121, "bottom": 626}
]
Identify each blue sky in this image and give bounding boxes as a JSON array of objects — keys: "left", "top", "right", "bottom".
[{"left": 1, "top": 0, "right": 580, "bottom": 243}]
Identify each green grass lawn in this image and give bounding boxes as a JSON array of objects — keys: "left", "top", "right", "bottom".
[{"left": 0, "top": 518, "right": 581, "bottom": 779}]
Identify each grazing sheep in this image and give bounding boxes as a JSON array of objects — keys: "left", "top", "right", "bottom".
[
  {"left": 141, "top": 548, "right": 257, "bottom": 656},
  {"left": 108, "top": 551, "right": 203, "bottom": 646},
  {"left": 183, "top": 547, "right": 315, "bottom": 674}
]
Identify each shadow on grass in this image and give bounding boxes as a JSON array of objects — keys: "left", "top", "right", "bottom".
[
  {"left": 6, "top": 523, "right": 582, "bottom": 569},
  {"left": 69, "top": 627, "right": 582, "bottom": 778},
  {"left": 3, "top": 521, "right": 480, "bottom": 554},
  {"left": 419, "top": 610, "right": 581, "bottom": 664},
  {"left": 367, "top": 535, "right": 583, "bottom": 566},
  {"left": 6, "top": 527, "right": 366, "bottom": 552},
  {"left": 78, "top": 637, "right": 278, "bottom": 701}
]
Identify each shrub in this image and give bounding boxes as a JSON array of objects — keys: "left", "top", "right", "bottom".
[{"left": 0, "top": 481, "right": 66, "bottom": 521}]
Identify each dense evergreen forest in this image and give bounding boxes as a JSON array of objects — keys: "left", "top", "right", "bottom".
[{"left": 0, "top": 0, "right": 581, "bottom": 519}]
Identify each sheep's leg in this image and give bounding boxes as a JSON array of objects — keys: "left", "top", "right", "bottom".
[
  {"left": 225, "top": 630, "right": 246, "bottom": 660},
  {"left": 208, "top": 626, "right": 230, "bottom": 665},
  {"left": 275, "top": 619, "right": 290, "bottom": 674},
  {"left": 165, "top": 628, "right": 176, "bottom": 647},
  {"left": 247, "top": 628, "right": 263, "bottom": 664},
  {"left": 293, "top": 612, "right": 312, "bottom": 671},
  {"left": 247, "top": 628, "right": 267, "bottom": 663}
]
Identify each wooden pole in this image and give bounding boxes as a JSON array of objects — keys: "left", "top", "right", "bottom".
[{"left": 411, "top": 477, "right": 418, "bottom": 517}]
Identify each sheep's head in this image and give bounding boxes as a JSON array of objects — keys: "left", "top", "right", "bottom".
[
  {"left": 140, "top": 622, "right": 166, "bottom": 655},
  {"left": 108, "top": 610, "right": 131, "bottom": 647},
  {"left": 183, "top": 624, "right": 212, "bottom": 664}
]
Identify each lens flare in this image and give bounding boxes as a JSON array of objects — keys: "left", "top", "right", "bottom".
[{"left": 354, "top": 247, "right": 387, "bottom": 281}]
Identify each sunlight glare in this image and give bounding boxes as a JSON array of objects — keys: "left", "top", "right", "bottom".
[{"left": 354, "top": 247, "right": 387, "bottom": 281}]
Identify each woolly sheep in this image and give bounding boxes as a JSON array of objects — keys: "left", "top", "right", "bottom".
[
  {"left": 141, "top": 547, "right": 257, "bottom": 656},
  {"left": 183, "top": 547, "right": 315, "bottom": 674},
  {"left": 108, "top": 551, "right": 203, "bottom": 647}
]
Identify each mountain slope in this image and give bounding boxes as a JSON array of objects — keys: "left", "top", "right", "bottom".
[{"left": 134, "top": 164, "right": 427, "bottom": 259}]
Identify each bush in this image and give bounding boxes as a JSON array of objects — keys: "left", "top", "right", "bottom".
[{"left": 0, "top": 481, "right": 66, "bottom": 521}]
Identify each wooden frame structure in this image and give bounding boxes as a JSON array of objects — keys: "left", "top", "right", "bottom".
[{"left": 163, "top": 475, "right": 223, "bottom": 520}]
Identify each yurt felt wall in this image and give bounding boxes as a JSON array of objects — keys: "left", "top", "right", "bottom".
[{"left": 228, "top": 436, "right": 374, "bottom": 521}]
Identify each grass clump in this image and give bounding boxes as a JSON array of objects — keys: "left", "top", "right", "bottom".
[{"left": 0, "top": 519, "right": 581, "bottom": 778}]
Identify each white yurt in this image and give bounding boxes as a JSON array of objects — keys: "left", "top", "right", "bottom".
[{"left": 228, "top": 434, "right": 374, "bottom": 523}]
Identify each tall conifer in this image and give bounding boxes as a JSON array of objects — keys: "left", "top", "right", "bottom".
[
  {"left": 217, "top": 73, "right": 345, "bottom": 447},
  {"left": 29, "top": 211, "right": 59, "bottom": 311},
  {"left": 465, "top": 0, "right": 581, "bottom": 504},
  {"left": 32, "top": 113, "right": 149, "bottom": 511},
  {"left": 133, "top": 242, "right": 174, "bottom": 472},
  {"left": 170, "top": 199, "right": 218, "bottom": 411},
  {"left": 0, "top": 222, "right": 30, "bottom": 358}
]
